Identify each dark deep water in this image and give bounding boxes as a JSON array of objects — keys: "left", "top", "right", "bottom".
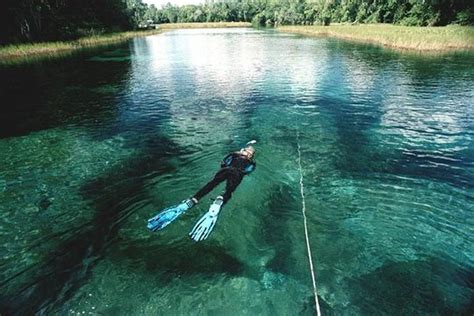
[{"left": 0, "top": 28, "right": 473, "bottom": 315}]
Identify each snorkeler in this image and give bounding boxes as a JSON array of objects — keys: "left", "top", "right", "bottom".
[{"left": 147, "top": 141, "right": 257, "bottom": 242}]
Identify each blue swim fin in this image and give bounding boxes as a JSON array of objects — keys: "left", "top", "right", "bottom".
[
  {"left": 189, "top": 196, "right": 224, "bottom": 242},
  {"left": 147, "top": 199, "right": 195, "bottom": 232}
]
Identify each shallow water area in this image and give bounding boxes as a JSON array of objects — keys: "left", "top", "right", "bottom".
[{"left": 0, "top": 28, "right": 473, "bottom": 315}]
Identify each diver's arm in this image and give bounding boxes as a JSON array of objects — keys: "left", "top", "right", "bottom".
[
  {"left": 221, "top": 153, "right": 234, "bottom": 168},
  {"left": 244, "top": 161, "right": 256, "bottom": 174}
]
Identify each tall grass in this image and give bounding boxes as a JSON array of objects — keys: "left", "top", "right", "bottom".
[
  {"left": 0, "top": 30, "right": 163, "bottom": 63},
  {"left": 278, "top": 24, "right": 474, "bottom": 52}
]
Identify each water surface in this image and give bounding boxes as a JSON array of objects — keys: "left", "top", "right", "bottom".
[{"left": 0, "top": 28, "right": 473, "bottom": 315}]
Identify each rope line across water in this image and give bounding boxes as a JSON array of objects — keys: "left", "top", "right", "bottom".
[{"left": 296, "top": 131, "right": 322, "bottom": 316}]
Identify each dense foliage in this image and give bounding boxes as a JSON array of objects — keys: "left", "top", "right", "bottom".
[
  {"left": 0, "top": 0, "right": 148, "bottom": 45},
  {"left": 151, "top": 0, "right": 473, "bottom": 27},
  {"left": 1, "top": 0, "right": 473, "bottom": 45}
]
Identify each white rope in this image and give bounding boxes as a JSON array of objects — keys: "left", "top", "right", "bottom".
[{"left": 296, "top": 131, "right": 322, "bottom": 316}]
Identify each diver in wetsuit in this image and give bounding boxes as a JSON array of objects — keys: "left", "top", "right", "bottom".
[
  {"left": 192, "top": 145, "right": 256, "bottom": 206},
  {"left": 147, "top": 145, "right": 256, "bottom": 241}
]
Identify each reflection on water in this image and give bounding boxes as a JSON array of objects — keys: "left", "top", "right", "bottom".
[{"left": 0, "top": 28, "right": 473, "bottom": 315}]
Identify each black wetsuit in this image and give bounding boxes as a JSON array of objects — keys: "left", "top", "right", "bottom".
[{"left": 193, "top": 152, "right": 256, "bottom": 204}]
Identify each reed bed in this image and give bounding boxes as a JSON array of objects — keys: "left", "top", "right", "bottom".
[
  {"left": 0, "top": 30, "right": 163, "bottom": 63},
  {"left": 278, "top": 24, "right": 474, "bottom": 52}
]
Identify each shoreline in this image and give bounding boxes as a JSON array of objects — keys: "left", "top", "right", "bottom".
[
  {"left": 1, "top": 22, "right": 472, "bottom": 64},
  {"left": 0, "top": 22, "right": 251, "bottom": 64},
  {"left": 0, "top": 30, "right": 163, "bottom": 64},
  {"left": 277, "top": 24, "right": 474, "bottom": 53},
  {"left": 158, "top": 22, "right": 251, "bottom": 30}
]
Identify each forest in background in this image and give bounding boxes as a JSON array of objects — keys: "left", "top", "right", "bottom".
[
  {"left": 0, "top": 0, "right": 148, "bottom": 45},
  {"left": 151, "top": 0, "right": 474, "bottom": 27},
  {"left": 1, "top": 0, "right": 473, "bottom": 45}
]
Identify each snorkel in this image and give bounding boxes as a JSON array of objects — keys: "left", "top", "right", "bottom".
[{"left": 240, "top": 140, "right": 257, "bottom": 159}]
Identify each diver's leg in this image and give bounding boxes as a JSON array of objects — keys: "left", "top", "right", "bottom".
[
  {"left": 222, "top": 173, "right": 244, "bottom": 204},
  {"left": 193, "top": 168, "right": 228, "bottom": 202}
]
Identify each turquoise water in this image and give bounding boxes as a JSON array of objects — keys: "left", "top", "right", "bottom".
[{"left": 0, "top": 28, "right": 473, "bottom": 315}]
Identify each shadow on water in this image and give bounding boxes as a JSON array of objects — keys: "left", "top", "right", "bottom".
[
  {"left": 108, "top": 241, "right": 244, "bottom": 283},
  {"left": 348, "top": 258, "right": 474, "bottom": 315},
  {"left": 310, "top": 46, "right": 474, "bottom": 190},
  {"left": 390, "top": 150, "right": 474, "bottom": 190},
  {"left": 0, "top": 135, "right": 185, "bottom": 314},
  {"left": 0, "top": 38, "right": 259, "bottom": 314},
  {"left": 327, "top": 39, "right": 474, "bottom": 68},
  {"left": 262, "top": 183, "right": 298, "bottom": 275},
  {"left": 260, "top": 183, "right": 333, "bottom": 315},
  {"left": 0, "top": 43, "right": 132, "bottom": 139}
]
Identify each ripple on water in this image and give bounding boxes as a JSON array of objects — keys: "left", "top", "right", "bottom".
[{"left": 1, "top": 28, "right": 473, "bottom": 315}]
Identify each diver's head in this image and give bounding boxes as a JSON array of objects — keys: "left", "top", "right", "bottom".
[{"left": 240, "top": 145, "right": 255, "bottom": 159}]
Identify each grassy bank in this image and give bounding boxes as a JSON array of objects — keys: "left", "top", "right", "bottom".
[
  {"left": 0, "top": 30, "right": 163, "bottom": 64},
  {"left": 278, "top": 24, "right": 474, "bottom": 52},
  {"left": 0, "top": 22, "right": 251, "bottom": 64}
]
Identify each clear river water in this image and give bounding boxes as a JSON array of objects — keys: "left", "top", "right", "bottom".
[{"left": 0, "top": 28, "right": 473, "bottom": 315}]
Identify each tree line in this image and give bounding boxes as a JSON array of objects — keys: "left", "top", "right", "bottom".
[
  {"left": 151, "top": 0, "right": 473, "bottom": 27},
  {"left": 1, "top": 0, "right": 472, "bottom": 45},
  {"left": 0, "top": 0, "right": 148, "bottom": 45}
]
